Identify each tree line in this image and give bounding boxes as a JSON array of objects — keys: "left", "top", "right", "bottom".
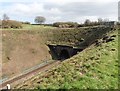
[
  {"left": 0, "top": 13, "right": 117, "bottom": 29},
  {"left": 0, "top": 14, "right": 46, "bottom": 29}
]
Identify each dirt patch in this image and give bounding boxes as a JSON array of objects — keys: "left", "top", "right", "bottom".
[{"left": 2, "top": 30, "right": 52, "bottom": 79}]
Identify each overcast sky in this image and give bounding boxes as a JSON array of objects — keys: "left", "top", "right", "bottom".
[{"left": 0, "top": 0, "right": 119, "bottom": 24}]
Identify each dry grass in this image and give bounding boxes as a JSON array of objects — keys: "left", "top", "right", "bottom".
[{"left": 2, "top": 30, "right": 52, "bottom": 79}]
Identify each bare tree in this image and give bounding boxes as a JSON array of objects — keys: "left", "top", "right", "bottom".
[
  {"left": 3, "top": 14, "right": 9, "bottom": 21},
  {"left": 84, "top": 19, "right": 91, "bottom": 26},
  {"left": 34, "top": 16, "right": 46, "bottom": 24},
  {"left": 98, "top": 18, "right": 103, "bottom": 25},
  {"left": 103, "top": 18, "right": 109, "bottom": 22},
  {"left": 98, "top": 18, "right": 103, "bottom": 22}
]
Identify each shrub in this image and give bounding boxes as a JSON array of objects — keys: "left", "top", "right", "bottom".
[
  {"left": 53, "top": 22, "right": 79, "bottom": 28},
  {"left": 0, "top": 20, "right": 2, "bottom": 28},
  {"left": 2, "top": 20, "right": 22, "bottom": 29},
  {"left": 53, "top": 22, "right": 62, "bottom": 27},
  {"left": 65, "top": 22, "right": 79, "bottom": 28},
  {"left": 22, "top": 21, "right": 31, "bottom": 24}
]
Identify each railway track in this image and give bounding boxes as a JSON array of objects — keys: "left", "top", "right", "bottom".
[{"left": 0, "top": 60, "right": 60, "bottom": 89}]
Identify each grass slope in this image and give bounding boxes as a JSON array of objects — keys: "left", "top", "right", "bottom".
[
  {"left": 2, "top": 29, "right": 53, "bottom": 79},
  {"left": 15, "top": 29, "right": 118, "bottom": 89},
  {"left": 0, "top": 24, "right": 55, "bottom": 30}
]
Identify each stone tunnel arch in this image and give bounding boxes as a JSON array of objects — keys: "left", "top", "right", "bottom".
[{"left": 59, "top": 49, "right": 70, "bottom": 60}]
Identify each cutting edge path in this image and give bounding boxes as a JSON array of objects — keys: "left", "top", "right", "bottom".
[{"left": 0, "top": 60, "right": 60, "bottom": 89}]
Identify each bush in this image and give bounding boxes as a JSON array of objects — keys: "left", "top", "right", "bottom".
[
  {"left": 0, "top": 20, "right": 2, "bottom": 28},
  {"left": 22, "top": 21, "right": 31, "bottom": 24},
  {"left": 66, "top": 22, "right": 79, "bottom": 28},
  {"left": 53, "top": 22, "right": 79, "bottom": 28},
  {"left": 53, "top": 22, "right": 62, "bottom": 27},
  {"left": 2, "top": 20, "right": 22, "bottom": 29}
]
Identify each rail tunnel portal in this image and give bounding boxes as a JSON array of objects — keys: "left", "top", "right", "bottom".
[{"left": 47, "top": 44, "right": 84, "bottom": 60}]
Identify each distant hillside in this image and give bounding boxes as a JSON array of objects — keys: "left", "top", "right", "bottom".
[{"left": 14, "top": 29, "right": 118, "bottom": 89}]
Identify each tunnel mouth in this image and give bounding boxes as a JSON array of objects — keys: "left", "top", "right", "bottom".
[
  {"left": 59, "top": 49, "right": 70, "bottom": 60},
  {"left": 47, "top": 44, "right": 82, "bottom": 61}
]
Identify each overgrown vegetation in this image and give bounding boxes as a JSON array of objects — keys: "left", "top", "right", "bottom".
[
  {"left": 49, "top": 27, "right": 113, "bottom": 47},
  {"left": 2, "top": 20, "right": 22, "bottom": 29},
  {"left": 1, "top": 23, "right": 55, "bottom": 30},
  {"left": 53, "top": 22, "right": 79, "bottom": 28},
  {"left": 14, "top": 29, "right": 118, "bottom": 89}
]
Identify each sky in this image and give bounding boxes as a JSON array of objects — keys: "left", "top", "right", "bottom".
[{"left": 0, "top": 0, "right": 119, "bottom": 24}]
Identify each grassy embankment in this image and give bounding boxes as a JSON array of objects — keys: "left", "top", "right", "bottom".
[
  {"left": 2, "top": 24, "right": 87, "bottom": 80},
  {"left": 15, "top": 29, "right": 118, "bottom": 89},
  {"left": 1, "top": 25, "right": 55, "bottom": 79},
  {"left": 0, "top": 24, "right": 55, "bottom": 31}
]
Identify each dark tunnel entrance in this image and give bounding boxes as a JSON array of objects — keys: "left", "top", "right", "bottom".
[
  {"left": 47, "top": 44, "right": 84, "bottom": 61},
  {"left": 59, "top": 49, "right": 70, "bottom": 60}
]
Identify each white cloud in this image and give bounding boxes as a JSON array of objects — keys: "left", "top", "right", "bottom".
[
  {"left": 6, "top": 2, "right": 45, "bottom": 15},
  {"left": 13, "top": 4, "right": 30, "bottom": 13},
  {"left": 0, "top": 0, "right": 119, "bottom": 2},
  {"left": 47, "top": 16, "right": 61, "bottom": 23},
  {"left": 48, "top": 8, "right": 61, "bottom": 15},
  {"left": 0, "top": 0, "right": 118, "bottom": 23}
]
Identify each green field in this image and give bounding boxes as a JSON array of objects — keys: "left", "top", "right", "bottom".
[
  {"left": 0, "top": 24, "right": 55, "bottom": 31},
  {"left": 14, "top": 29, "right": 118, "bottom": 89}
]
